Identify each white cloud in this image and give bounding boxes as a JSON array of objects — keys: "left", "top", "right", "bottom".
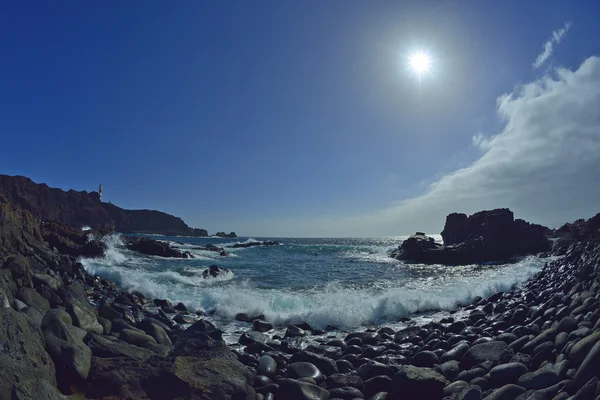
[
  {"left": 245, "top": 56, "right": 600, "bottom": 237},
  {"left": 533, "top": 22, "right": 572, "bottom": 68}
]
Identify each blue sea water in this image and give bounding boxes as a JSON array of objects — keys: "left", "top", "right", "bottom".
[{"left": 80, "top": 234, "right": 547, "bottom": 338}]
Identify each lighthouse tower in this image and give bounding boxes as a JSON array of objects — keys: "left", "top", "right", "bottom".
[{"left": 99, "top": 184, "right": 103, "bottom": 201}]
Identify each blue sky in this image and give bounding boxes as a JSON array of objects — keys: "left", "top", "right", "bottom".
[{"left": 2, "top": 1, "right": 600, "bottom": 236}]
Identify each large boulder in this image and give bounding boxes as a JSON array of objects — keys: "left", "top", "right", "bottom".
[
  {"left": 64, "top": 281, "right": 103, "bottom": 334},
  {"left": 41, "top": 309, "right": 93, "bottom": 389},
  {"left": 392, "top": 209, "right": 551, "bottom": 264},
  {"left": 0, "top": 307, "right": 60, "bottom": 398},
  {"left": 172, "top": 319, "right": 235, "bottom": 360},
  {"left": 460, "top": 341, "right": 513, "bottom": 370},
  {"left": 389, "top": 365, "right": 448, "bottom": 400},
  {"left": 85, "top": 356, "right": 255, "bottom": 400},
  {"left": 84, "top": 333, "right": 156, "bottom": 361}
]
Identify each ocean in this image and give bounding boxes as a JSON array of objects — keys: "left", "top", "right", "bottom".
[{"left": 79, "top": 234, "right": 548, "bottom": 342}]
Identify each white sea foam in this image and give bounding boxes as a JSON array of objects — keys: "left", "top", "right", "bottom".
[
  {"left": 78, "top": 234, "right": 549, "bottom": 332},
  {"left": 81, "top": 226, "right": 92, "bottom": 231}
]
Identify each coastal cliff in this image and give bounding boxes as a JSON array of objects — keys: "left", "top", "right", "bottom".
[{"left": 0, "top": 174, "right": 210, "bottom": 236}]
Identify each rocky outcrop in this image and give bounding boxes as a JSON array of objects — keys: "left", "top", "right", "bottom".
[
  {"left": 40, "top": 220, "right": 106, "bottom": 257},
  {"left": 103, "top": 202, "right": 209, "bottom": 237},
  {"left": 0, "top": 174, "right": 212, "bottom": 236},
  {"left": 201, "top": 265, "right": 232, "bottom": 279},
  {"left": 391, "top": 209, "right": 551, "bottom": 264},
  {"left": 123, "top": 236, "right": 193, "bottom": 258},
  {"left": 215, "top": 231, "right": 237, "bottom": 238}
]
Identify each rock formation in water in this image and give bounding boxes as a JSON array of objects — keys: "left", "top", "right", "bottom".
[{"left": 390, "top": 208, "right": 552, "bottom": 264}]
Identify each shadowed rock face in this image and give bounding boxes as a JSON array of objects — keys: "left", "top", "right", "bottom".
[
  {"left": 391, "top": 208, "right": 551, "bottom": 264},
  {"left": 0, "top": 174, "right": 209, "bottom": 236}
]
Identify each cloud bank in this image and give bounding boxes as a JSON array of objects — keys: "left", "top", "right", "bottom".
[
  {"left": 533, "top": 22, "right": 572, "bottom": 68},
  {"left": 253, "top": 56, "right": 600, "bottom": 237}
]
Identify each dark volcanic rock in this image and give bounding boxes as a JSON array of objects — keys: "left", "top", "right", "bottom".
[
  {"left": 124, "top": 236, "right": 188, "bottom": 258},
  {"left": 86, "top": 356, "right": 255, "bottom": 400},
  {"left": 389, "top": 365, "right": 448, "bottom": 400},
  {"left": 215, "top": 231, "right": 237, "bottom": 238},
  {"left": 0, "top": 307, "right": 60, "bottom": 397},
  {"left": 201, "top": 264, "right": 232, "bottom": 279},
  {"left": 391, "top": 209, "right": 551, "bottom": 264},
  {"left": 460, "top": 341, "right": 514, "bottom": 370}
]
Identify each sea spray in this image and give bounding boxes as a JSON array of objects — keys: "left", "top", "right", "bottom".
[{"left": 79, "top": 235, "right": 549, "bottom": 332}]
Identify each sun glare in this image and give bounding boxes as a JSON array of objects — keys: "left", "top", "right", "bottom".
[{"left": 409, "top": 51, "right": 431, "bottom": 74}]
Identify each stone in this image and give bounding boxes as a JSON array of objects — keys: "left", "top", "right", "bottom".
[
  {"left": 363, "top": 376, "right": 391, "bottom": 398},
  {"left": 140, "top": 321, "right": 172, "bottom": 346},
  {"left": 277, "top": 378, "right": 330, "bottom": 400},
  {"left": 41, "top": 309, "right": 92, "bottom": 388},
  {"left": 438, "top": 360, "right": 460, "bottom": 381},
  {"left": 287, "top": 362, "right": 324, "bottom": 383},
  {"left": 571, "top": 340, "right": 600, "bottom": 391},
  {"left": 516, "top": 363, "right": 560, "bottom": 390},
  {"left": 240, "top": 331, "right": 269, "bottom": 346},
  {"left": 441, "top": 342, "right": 471, "bottom": 363},
  {"left": 482, "top": 384, "right": 526, "bottom": 400},
  {"left": 489, "top": 362, "right": 529, "bottom": 385},
  {"left": 329, "top": 386, "right": 365, "bottom": 399},
  {"left": 290, "top": 351, "right": 338, "bottom": 376},
  {"left": 451, "top": 386, "right": 482, "bottom": 400},
  {"left": 253, "top": 319, "right": 274, "bottom": 332},
  {"left": 389, "top": 365, "right": 448, "bottom": 400},
  {"left": 32, "top": 273, "right": 62, "bottom": 291},
  {"left": 257, "top": 355, "right": 277, "bottom": 378},
  {"left": 567, "top": 331, "right": 600, "bottom": 366},
  {"left": 83, "top": 332, "right": 155, "bottom": 361},
  {"left": 0, "top": 307, "right": 59, "bottom": 398},
  {"left": 286, "top": 324, "right": 308, "bottom": 338},
  {"left": 66, "top": 301, "right": 103, "bottom": 335},
  {"left": 326, "top": 373, "right": 364, "bottom": 390},
  {"left": 412, "top": 350, "right": 439, "bottom": 367},
  {"left": 119, "top": 329, "right": 157, "bottom": 346},
  {"left": 461, "top": 341, "right": 513, "bottom": 370},
  {"left": 16, "top": 287, "right": 50, "bottom": 312},
  {"left": 357, "top": 361, "right": 397, "bottom": 380},
  {"left": 85, "top": 356, "right": 255, "bottom": 399}
]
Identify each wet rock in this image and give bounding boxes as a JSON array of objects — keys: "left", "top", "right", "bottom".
[
  {"left": 567, "top": 331, "right": 600, "bottom": 366},
  {"left": 240, "top": 331, "right": 269, "bottom": 346},
  {"left": 482, "top": 384, "right": 527, "bottom": 400},
  {"left": 326, "top": 374, "right": 364, "bottom": 391},
  {"left": 346, "top": 331, "right": 381, "bottom": 345},
  {"left": 277, "top": 378, "right": 330, "bottom": 400},
  {"left": 86, "top": 356, "right": 255, "bottom": 399},
  {"left": 489, "top": 362, "right": 529, "bottom": 385},
  {"left": 290, "top": 351, "right": 338, "bottom": 376},
  {"left": 253, "top": 319, "right": 274, "bottom": 332},
  {"left": 451, "top": 386, "right": 482, "bottom": 400},
  {"left": 441, "top": 342, "right": 471, "bottom": 363},
  {"left": 437, "top": 360, "right": 460, "bottom": 381},
  {"left": 83, "top": 332, "right": 155, "bottom": 360},
  {"left": 0, "top": 307, "right": 59, "bottom": 397},
  {"left": 42, "top": 309, "right": 92, "bottom": 387},
  {"left": 517, "top": 363, "right": 560, "bottom": 390},
  {"left": 286, "top": 324, "right": 308, "bottom": 338},
  {"left": 329, "top": 386, "right": 365, "bottom": 399},
  {"left": 119, "top": 328, "right": 157, "bottom": 346},
  {"left": 287, "top": 362, "right": 324, "bottom": 383},
  {"left": 357, "top": 361, "right": 397, "bottom": 380},
  {"left": 412, "top": 350, "right": 439, "bottom": 367},
  {"left": 258, "top": 355, "right": 277, "bottom": 378},
  {"left": 140, "top": 321, "right": 172, "bottom": 346},
  {"left": 16, "top": 287, "right": 50, "bottom": 312},
  {"left": 389, "top": 365, "right": 448, "bottom": 400},
  {"left": 461, "top": 341, "right": 513, "bottom": 370},
  {"left": 363, "top": 376, "right": 391, "bottom": 398},
  {"left": 571, "top": 340, "right": 600, "bottom": 391}
]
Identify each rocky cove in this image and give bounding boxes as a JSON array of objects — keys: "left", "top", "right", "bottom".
[{"left": 2, "top": 186, "right": 600, "bottom": 399}]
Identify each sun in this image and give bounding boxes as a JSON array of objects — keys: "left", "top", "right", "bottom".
[{"left": 409, "top": 51, "right": 431, "bottom": 74}]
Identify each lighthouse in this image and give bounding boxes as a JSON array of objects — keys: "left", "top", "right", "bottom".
[{"left": 99, "top": 184, "right": 103, "bottom": 201}]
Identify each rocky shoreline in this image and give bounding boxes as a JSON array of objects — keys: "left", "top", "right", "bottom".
[{"left": 2, "top": 189, "right": 600, "bottom": 399}]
